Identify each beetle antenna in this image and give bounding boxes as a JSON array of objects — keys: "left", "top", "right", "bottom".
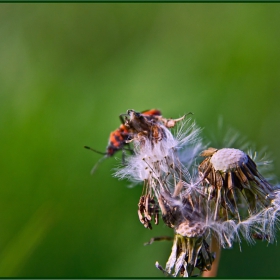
[
  {"left": 90, "top": 156, "right": 107, "bottom": 174},
  {"left": 84, "top": 146, "right": 107, "bottom": 155},
  {"left": 84, "top": 146, "right": 108, "bottom": 174}
]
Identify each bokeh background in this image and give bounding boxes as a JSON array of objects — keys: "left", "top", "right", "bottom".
[{"left": 1, "top": 3, "right": 280, "bottom": 277}]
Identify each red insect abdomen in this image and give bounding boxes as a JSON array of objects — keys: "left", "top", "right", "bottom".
[{"left": 142, "top": 109, "right": 162, "bottom": 117}]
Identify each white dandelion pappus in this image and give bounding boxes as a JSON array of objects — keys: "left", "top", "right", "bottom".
[
  {"left": 115, "top": 123, "right": 178, "bottom": 183},
  {"left": 115, "top": 112, "right": 203, "bottom": 198}
]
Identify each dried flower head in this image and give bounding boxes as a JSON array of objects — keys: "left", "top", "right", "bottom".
[
  {"left": 156, "top": 234, "right": 214, "bottom": 277},
  {"left": 155, "top": 181, "right": 214, "bottom": 277},
  {"left": 198, "top": 147, "right": 279, "bottom": 247},
  {"left": 92, "top": 109, "right": 280, "bottom": 277}
]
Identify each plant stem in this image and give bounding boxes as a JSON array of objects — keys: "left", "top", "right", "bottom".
[{"left": 202, "top": 237, "right": 221, "bottom": 277}]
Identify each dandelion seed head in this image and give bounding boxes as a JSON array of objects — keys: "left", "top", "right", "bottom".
[{"left": 210, "top": 148, "right": 248, "bottom": 172}]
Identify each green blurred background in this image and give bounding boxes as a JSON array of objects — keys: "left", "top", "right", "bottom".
[{"left": 1, "top": 3, "right": 280, "bottom": 277}]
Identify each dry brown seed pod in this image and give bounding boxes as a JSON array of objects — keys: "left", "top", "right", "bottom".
[{"left": 198, "top": 147, "right": 275, "bottom": 220}]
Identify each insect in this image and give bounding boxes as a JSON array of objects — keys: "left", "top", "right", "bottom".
[
  {"left": 124, "top": 109, "right": 186, "bottom": 145},
  {"left": 85, "top": 109, "right": 163, "bottom": 173}
]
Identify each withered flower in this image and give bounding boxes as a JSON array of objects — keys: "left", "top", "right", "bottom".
[
  {"left": 154, "top": 179, "right": 215, "bottom": 277},
  {"left": 106, "top": 110, "right": 280, "bottom": 277},
  {"left": 199, "top": 147, "right": 279, "bottom": 246},
  {"left": 159, "top": 234, "right": 214, "bottom": 277}
]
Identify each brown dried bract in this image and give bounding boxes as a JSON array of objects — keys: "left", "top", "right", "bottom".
[
  {"left": 138, "top": 194, "right": 159, "bottom": 229},
  {"left": 157, "top": 234, "right": 214, "bottom": 277},
  {"left": 199, "top": 147, "right": 218, "bottom": 157}
]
